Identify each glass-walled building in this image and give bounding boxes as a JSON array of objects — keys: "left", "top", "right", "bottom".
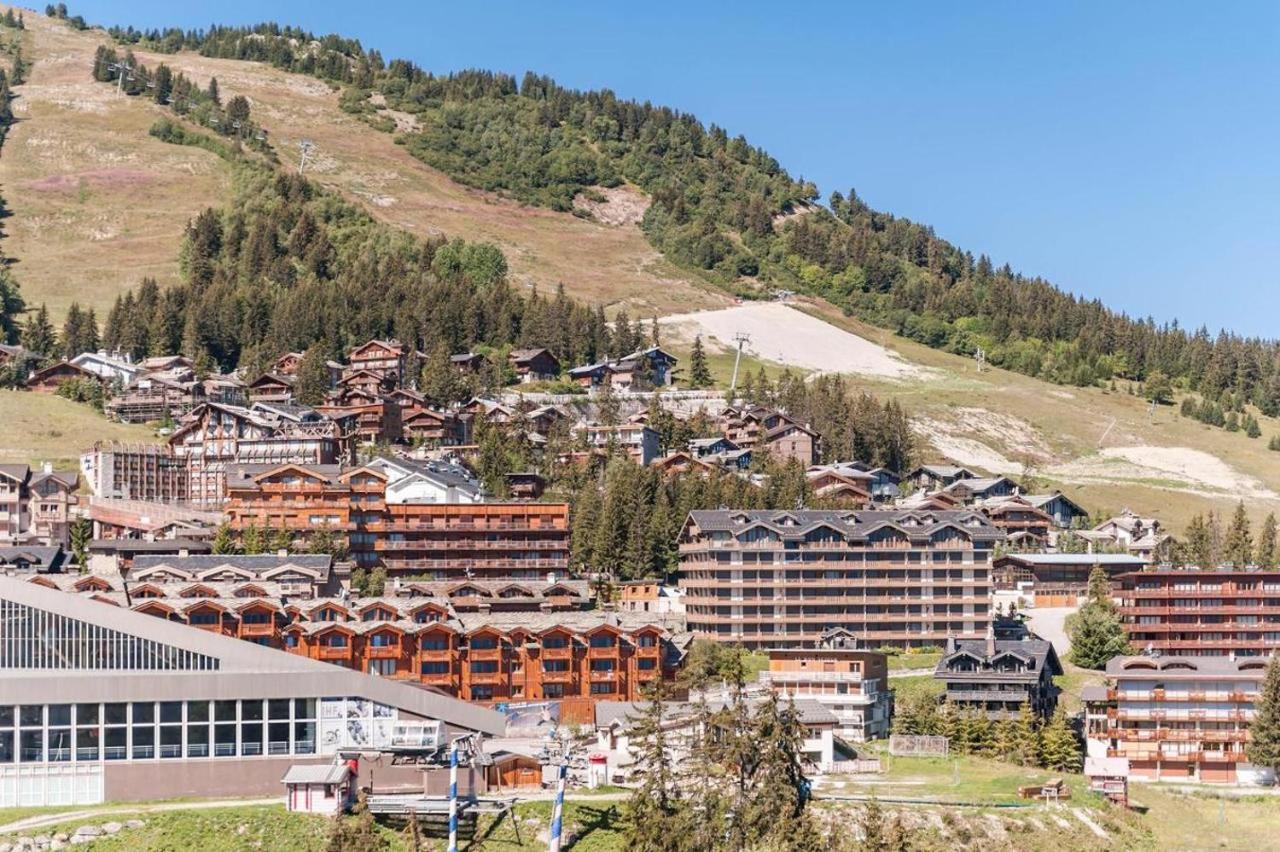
[{"left": 0, "top": 577, "right": 504, "bottom": 807}]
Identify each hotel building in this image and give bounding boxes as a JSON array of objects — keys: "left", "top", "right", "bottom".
[
  {"left": 678, "top": 509, "right": 1000, "bottom": 649},
  {"left": 1115, "top": 569, "right": 1280, "bottom": 657}
]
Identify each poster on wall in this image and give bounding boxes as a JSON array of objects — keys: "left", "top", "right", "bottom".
[{"left": 500, "top": 701, "right": 560, "bottom": 735}]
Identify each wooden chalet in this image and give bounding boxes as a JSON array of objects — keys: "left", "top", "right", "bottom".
[
  {"left": 347, "top": 339, "right": 408, "bottom": 385},
  {"left": 508, "top": 348, "right": 561, "bottom": 383},
  {"left": 26, "top": 361, "right": 106, "bottom": 393},
  {"left": 246, "top": 372, "right": 295, "bottom": 405}
]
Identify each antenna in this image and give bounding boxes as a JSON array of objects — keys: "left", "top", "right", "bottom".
[
  {"left": 729, "top": 332, "right": 751, "bottom": 396},
  {"left": 298, "top": 140, "right": 316, "bottom": 175}
]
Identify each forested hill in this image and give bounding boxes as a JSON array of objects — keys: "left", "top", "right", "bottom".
[{"left": 87, "top": 17, "right": 1280, "bottom": 414}]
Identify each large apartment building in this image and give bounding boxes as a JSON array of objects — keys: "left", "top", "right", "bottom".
[
  {"left": 678, "top": 509, "right": 1000, "bottom": 649},
  {"left": 1116, "top": 569, "right": 1280, "bottom": 657},
  {"left": 226, "top": 459, "right": 570, "bottom": 579},
  {"left": 0, "top": 464, "right": 79, "bottom": 548},
  {"left": 1084, "top": 655, "right": 1272, "bottom": 785}
]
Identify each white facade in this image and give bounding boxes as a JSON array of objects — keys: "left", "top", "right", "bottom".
[{"left": 70, "top": 352, "right": 143, "bottom": 386}]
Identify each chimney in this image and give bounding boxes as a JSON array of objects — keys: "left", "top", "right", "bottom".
[
  {"left": 277, "top": 549, "right": 288, "bottom": 558},
  {"left": 985, "top": 622, "right": 996, "bottom": 658},
  {"left": 42, "top": 461, "right": 52, "bottom": 475}
]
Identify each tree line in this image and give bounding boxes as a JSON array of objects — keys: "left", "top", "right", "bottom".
[{"left": 1176, "top": 502, "right": 1280, "bottom": 569}]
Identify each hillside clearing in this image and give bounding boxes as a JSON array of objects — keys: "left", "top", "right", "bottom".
[
  {"left": 0, "top": 390, "right": 155, "bottom": 470},
  {"left": 0, "top": 7, "right": 230, "bottom": 321},
  {"left": 661, "top": 301, "right": 926, "bottom": 380}
]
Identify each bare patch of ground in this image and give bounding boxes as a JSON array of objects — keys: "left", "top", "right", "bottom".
[
  {"left": 572, "top": 184, "right": 650, "bottom": 226},
  {"left": 913, "top": 407, "right": 1053, "bottom": 473},
  {"left": 1050, "top": 445, "right": 1280, "bottom": 500},
  {"left": 660, "top": 301, "right": 926, "bottom": 380}
]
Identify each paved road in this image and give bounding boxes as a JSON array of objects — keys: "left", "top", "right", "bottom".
[{"left": 1025, "top": 606, "right": 1074, "bottom": 657}]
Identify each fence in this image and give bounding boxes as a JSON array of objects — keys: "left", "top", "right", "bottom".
[{"left": 889, "top": 734, "right": 949, "bottom": 757}]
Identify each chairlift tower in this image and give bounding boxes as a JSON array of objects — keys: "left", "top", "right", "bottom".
[
  {"left": 974, "top": 345, "right": 986, "bottom": 373},
  {"left": 298, "top": 140, "right": 316, "bottom": 175},
  {"left": 107, "top": 61, "right": 134, "bottom": 97},
  {"left": 729, "top": 332, "right": 751, "bottom": 396}
]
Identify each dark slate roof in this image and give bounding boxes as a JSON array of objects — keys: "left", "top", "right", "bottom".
[
  {"left": 1106, "top": 655, "right": 1272, "bottom": 678},
  {"left": 936, "top": 637, "right": 1062, "bottom": 682},
  {"left": 685, "top": 509, "right": 1004, "bottom": 542},
  {"left": 0, "top": 545, "right": 67, "bottom": 573},
  {"left": 131, "top": 554, "right": 333, "bottom": 579}
]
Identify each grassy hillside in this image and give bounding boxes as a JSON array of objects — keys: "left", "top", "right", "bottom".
[
  {"left": 0, "top": 390, "right": 154, "bottom": 470},
  {"left": 0, "top": 8, "right": 725, "bottom": 324},
  {"left": 1, "top": 9, "right": 1277, "bottom": 534},
  {"left": 0, "top": 9, "right": 230, "bottom": 321}
]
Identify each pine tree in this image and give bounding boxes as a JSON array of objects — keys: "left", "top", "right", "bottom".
[
  {"left": 21, "top": 303, "right": 56, "bottom": 359},
  {"left": 1224, "top": 501, "right": 1253, "bottom": 568},
  {"left": 1007, "top": 702, "right": 1041, "bottom": 767},
  {"left": 293, "top": 344, "right": 331, "bottom": 406},
  {"left": 742, "top": 694, "right": 811, "bottom": 845},
  {"left": 419, "top": 342, "right": 466, "bottom": 405},
  {"left": 241, "top": 523, "right": 264, "bottom": 555},
  {"left": 858, "top": 798, "right": 888, "bottom": 851},
  {"left": 1069, "top": 566, "right": 1130, "bottom": 669},
  {"left": 1258, "top": 513, "right": 1278, "bottom": 569},
  {"left": 624, "top": 677, "right": 683, "bottom": 851},
  {"left": 1037, "top": 707, "right": 1081, "bottom": 772},
  {"left": 1245, "top": 653, "right": 1280, "bottom": 778},
  {"left": 210, "top": 522, "right": 240, "bottom": 555},
  {"left": 69, "top": 518, "right": 92, "bottom": 570},
  {"left": 689, "top": 334, "right": 712, "bottom": 388}
]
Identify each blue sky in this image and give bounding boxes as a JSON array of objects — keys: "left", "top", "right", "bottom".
[{"left": 69, "top": 1, "right": 1280, "bottom": 336}]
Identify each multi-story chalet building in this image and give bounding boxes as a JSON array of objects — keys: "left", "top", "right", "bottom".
[
  {"left": 805, "top": 466, "right": 873, "bottom": 507},
  {"left": 1080, "top": 510, "right": 1170, "bottom": 560},
  {"left": 941, "top": 475, "right": 1020, "bottom": 504},
  {"left": 246, "top": 373, "right": 296, "bottom": 406},
  {"left": 168, "top": 402, "right": 354, "bottom": 506},
  {"left": 679, "top": 509, "right": 1000, "bottom": 649},
  {"left": 992, "top": 553, "right": 1147, "bottom": 607},
  {"left": 716, "top": 406, "right": 820, "bottom": 464},
  {"left": 567, "top": 347, "right": 679, "bottom": 389},
  {"left": 347, "top": 339, "right": 409, "bottom": 385},
  {"left": 1024, "top": 492, "right": 1090, "bottom": 529},
  {"left": 759, "top": 630, "right": 891, "bottom": 741},
  {"left": 934, "top": 631, "right": 1062, "bottom": 720},
  {"left": 1085, "top": 655, "right": 1272, "bottom": 784},
  {"left": 574, "top": 424, "right": 661, "bottom": 466},
  {"left": 0, "top": 464, "right": 79, "bottom": 547},
  {"left": 0, "top": 576, "right": 503, "bottom": 806},
  {"left": 906, "top": 464, "right": 976, "bottom": 492},
  {"left": 974, "top": 495, "right": 1054, "bottom": 548},
  {"left": 226, "top": 459, "right": 569, "bottom": 578},
  {"left": 1116, "top": 569, "right": 1280, "bottom": 657},
  {"left": 87, "top": 497, "right": 222, "bottom": 544},
  {"left": 317, "top": 390, "right": 402, "bottom": 445},
  {"left": 37, "top": 570, "right": 680, "bottom": 727},
  {"left": 26, "top": 360, "right": 106, "bottom": 392},
  {"left": 508, "top": 348, "right": 561, "bottom": 383}
]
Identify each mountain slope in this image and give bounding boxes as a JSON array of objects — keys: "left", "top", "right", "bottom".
[
  {"left": 0, "top": 9, "right": 726, "bottom": 323},
  {"left": 3, "top": 10, "right": 1279, "bottom": 537}
]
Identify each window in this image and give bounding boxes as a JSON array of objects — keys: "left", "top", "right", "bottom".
[
  {"left": 470, "top": 635, "right": 499, "bottom": 650},
  {"left": 421, "top": 661, "right": 450, "bottom": 675},
  {"left": 543, "top": 659, "right": 570, "bottom": 672},
  {"left": 590, "top": 659, "right": 615, "bottom": 672},
  {"left": 638, "top": 658, "right": 657, "bottom": 670},
  {"left": 367, "top": 659, "right": 397, "bottom": 676},
  {"left": 470, "top": 686, "right": 494, "bottom": 701},
  {"left": 589, "top": 634, "right": 616, "bottom": 649},
  {"left": 420, "top": 635, "right": 449, "bottom": 651},
  {"left": 590, "top": 682, "right": 615, "bottom": 695},
  {"left": 542, "top": 635, "right": 569, "bottom": 649},
  {"left": 321, "top": 633, "right": 349, "bottom": 648},
  {"left": 369, "top": 632, "right": 397, "bottom": 648},
  {"left": 470, "top": 660, "right": 500, "bottom": 674}
]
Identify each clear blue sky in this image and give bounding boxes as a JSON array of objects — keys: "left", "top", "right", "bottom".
[{"left": 68, "top": 1, "right": 1280, "bottom": 337}]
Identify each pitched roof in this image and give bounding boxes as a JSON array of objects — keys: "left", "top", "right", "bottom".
[{"left": 1, "top": 576, "right": 505, "bottom": 735}]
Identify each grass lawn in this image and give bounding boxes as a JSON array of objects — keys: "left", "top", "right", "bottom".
[
  {"left": 0, "top": 390, "right": 156, "bottom": 470},
  {"left": 1054, "top": 664, "right": 1107, "bottom": 715},
  {"left": 889, "top": 673, "right": 945, "bottom": 704},
  {"left": 887, "top": 650, "right": 943, "bottom": 672},
  {"left": 1132, "top": 786, "right": 1280, "bottom": 852},
  {"left": 8, "top": 800, "right": 628, "bottom": 851},
  {"left": 0, "top": 804, "right": 87, "bottom": 829}
]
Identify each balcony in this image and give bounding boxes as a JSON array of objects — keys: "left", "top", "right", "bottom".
[
  {"left": 542, "top": 669, "right": 575, "bottom": 684},
  {"left": 589, "top": 669, "right": 619, "bottom": 681},
  {"left": 318, "top": 646, "right": 353, "bottom": 661},
  {"left": 468, "top": 670, "right": 505, "bottom": 685},
  {"left": 366, "top": 645, "right": 401, "bottom": 659},
  {"left": 418, "top": 671, "right": 456, "bottom": 686}
]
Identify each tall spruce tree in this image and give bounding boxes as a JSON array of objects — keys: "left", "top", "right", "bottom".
[
  {"left": 1245, "top": 653, "right": 1280, "bottom": 779},
  {"left": 1258, "top": 513, "right": 1279, "bottom": 569},
  {"left": 624, "top": 677, "right": 684, "bottom": 851},
  {"left": 1068, "top": 565, "right": 1131, "bottom": 669},
  {"left": 689, "top": 334, "right": 712, "bottom": 388},
  {"left": 1037, "top": 707, "right": 1082, "bottom": 772},
  {"left": 293, "top": 344, "right": 331, "bottom": 406},
  {"left": 1224, "top": 501, "right": 1254, "bottom": 568},
  {"left": 21, "top": 303, "right": 55, "bottom": 359}
]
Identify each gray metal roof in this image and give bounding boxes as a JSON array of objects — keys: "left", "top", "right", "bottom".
[
  {"left": 0, "top": 577, "right": 505, "bottom": 736},
  {"left": 937, "top": 638, "right": 1062, "bottom": 681},
  {"left": 997, "top": 553, "right": 1146, "bottom": 566},
  {"left": 282, "top": 763, "right": 352, "bottom": 785},
  {"left": 685, "top": 509, "right": 1003, "bottom": 541},
  {"left": 131, "top": 553, "right": 334, "bottom": 579},
  {"left": 1105, "top": 655, "right": 1272, "bottom": 678}
]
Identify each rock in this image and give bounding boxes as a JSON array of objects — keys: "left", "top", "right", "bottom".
[
  {"left": 0, "top": 841, "right": 12, "bottom": 852},
  {"left": 101, "top": 823, "right": 122, "bottom": 836},
  {"left": 236, "top": 824, "right": 248, "bottom": 836},
  {"left": 66, "top": 838, "right": 89, "bottom": 847},
  {"left": 34, "top": 836, "right": 50, "bottom": 846},
  {"left": 72, "top": 825, "right": 101, "bottom": 838},
  {"left": 52, "top": 836, "right": 68, "bottom": 844},
  {"left": 123, "top": 821, "right": 144, "bottom": 830}
]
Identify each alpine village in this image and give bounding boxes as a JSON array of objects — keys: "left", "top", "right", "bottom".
[{"left": 0, "top": 5, "right": 1275, "bottom": 852}]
